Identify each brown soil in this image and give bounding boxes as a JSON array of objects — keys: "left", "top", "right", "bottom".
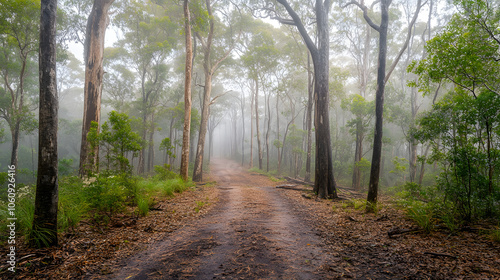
[
  {"left": 104, "top": 159, "right": 332, "bottom": 279},
  {"left": 3, "top": 158, "right": 500, "bottom": 279}
]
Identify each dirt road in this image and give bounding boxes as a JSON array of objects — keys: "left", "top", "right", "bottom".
[{"left": 107, "top": 159, "right": 331, "bottom": 279}]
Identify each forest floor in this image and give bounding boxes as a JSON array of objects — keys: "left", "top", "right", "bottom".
[{"left": 2, "top": 158, "right": 500, "bottom": 279}]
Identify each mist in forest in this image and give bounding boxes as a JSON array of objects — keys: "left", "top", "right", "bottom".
[{"left": 2, "top": 0, "right": 500, "bottom": 245}]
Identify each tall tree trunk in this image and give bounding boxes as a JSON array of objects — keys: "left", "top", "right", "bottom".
[
  {"left": 418, "top": 144, "right": 430, "bottom": 185},
  {"left": 276, "top": 97, "right": 281, "bottom": 174},
  {"left": 352, "top": 120, "right": 362, "bottom": 191},
  {"left": 312, "top": 1, "right": 337, "bottom": 199},
  {"left": 137, "top": 77, "right": 148, "bottom": 174},
  {"left": 10, "top": 123, "right": 20, "bottom": 173},
  {"left": 79, "top": 0, "right": 114, "bottom": 177},
  {"left": 8, "top": 57, "right": 28, "bottom": 177},
  {"left": 240, "top": 93, "right": 245, "bottom": 165},
  {"left": 255, "top": 79, "right": 263, "bottom": 170},
  {"left": 180, "top": 0, "right": 193, "bottom": 181},
  {"left": 304, "top": 53, "right": 313, "bottom": 182},
  {"left": 250, "top": 89, "right": 254, "bottom": 168},
  {"left": 147, "top": 113, "right": 155, "bottom": 173},
  {"left": 265, "top": 92, "right": 271, "bottom": 172},
  {"left": 33, "top": 0, "right": 58, "bottom": 247},
  {"left": 276, "top": 0, "right": 337, "bottom": 198},
  {"left": 193, "top": 72, "right": 212, "bottom": 182},
  {"left": 367, "top": 0, "right": 390, "bottom": 208}
]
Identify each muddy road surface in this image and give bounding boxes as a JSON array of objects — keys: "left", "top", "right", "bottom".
[{"left": 106, "top": 159, "right": 331, "bottom": 279}]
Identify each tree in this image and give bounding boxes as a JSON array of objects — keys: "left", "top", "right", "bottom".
[
  {"left": 192, "top": 0, "right": 238, "bottom": 182},
  {"left": 32, "top": 0, "right": 58, "bottom": 248},
  {"left": 0, "top": 0, "right": 40, "bottom": 176},
  {"left": 271, "top": 0, "right": 338, "bottom": 198},
  {"left": 115, "top": 0, "right": 178, "bottom": 174},
  {"left": 180, "top": 0, "right": 193, "bottom": 181},
  {"left": 345, "top": 0, "right": 423, "bottom": 209},
  {"left": 99, "top": 111, "right": 142, "bottom": 173},
  {"left": 410, "top": 0, "right": 500, "bottom": 199},
  {"left": 341, "top": 94, "right": 373, "bottom": 191},
  {"left": 241, "top": 28, "right": 279, "bottom": 171},
  {"left": 79, "top": 0, "right": 115, "bottom": 177}
]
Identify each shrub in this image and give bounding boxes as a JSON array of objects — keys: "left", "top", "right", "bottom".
[
  {"left": 154, "top": 164, "right": 177, "bottom": 180},
  {"left": 58, "top": 176, "right": 87, "bottom": 232},
  {"left": 83, "top": 175, "right": 128, "bottom": 222}
]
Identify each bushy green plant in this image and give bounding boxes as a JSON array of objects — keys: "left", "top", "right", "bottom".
[
  {"left": 28, "top": 224, "right": 57, "bottom": 248},
  {"left": 154, "top": 164, "right": 177, "bottom": 180},
  {"left": 491, "top": 227, "right": 500, "bottom": 243},
  {"left": 84, "top": 175, "right": 127, "bottom": 222},
  {"left": 99, "top": 111, "right": 143, "bottom": 174},
  {"left": 136, "top": 194, "right": 151, "bottom": 217},
  {"left": 406, "top": 201, "right": 434, "bottom": 233},
  {"left": 58, "top": 176, "right": 87, "bottom": 231}
]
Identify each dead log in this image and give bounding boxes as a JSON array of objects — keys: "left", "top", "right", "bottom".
[
  {"left": 388, "top": 227, "right": 421, "bottom": 238},
  {"left": 284, "top": 176, "right": 313, "bottom": 186},
  {"left": 276, "top": 184, "right": 299, "bottom": 189}
]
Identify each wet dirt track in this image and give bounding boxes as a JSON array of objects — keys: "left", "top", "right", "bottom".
[{"left": 106, "top": 159, "right": 331, "bottom": 280}]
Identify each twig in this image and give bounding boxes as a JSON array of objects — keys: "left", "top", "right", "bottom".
[{"left": 388, "top": 226, "right": 421, "bottom": 238}]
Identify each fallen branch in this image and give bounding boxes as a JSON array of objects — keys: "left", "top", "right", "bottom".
[
  {"left": 388, "top": 227, "right": 421, "bottom": 238},
  {"left": 276, "top": 184, "right": 298, "bottom": 189},
  {"left": 347, "top": 216, "right": 358, "bottom": 222},
  {"left": 284, "top": 176, "right": 313, "bottom": 186},
  {"left": 276, "top": 184, "right": 314, "bottom": 193},
  {"left": 424, "top": 252, "right": 457, "bottom": 259}
]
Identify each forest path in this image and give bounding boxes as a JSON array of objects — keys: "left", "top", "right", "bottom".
[{"left": 107, "top": 158, "right": 331, "bottom": 279}]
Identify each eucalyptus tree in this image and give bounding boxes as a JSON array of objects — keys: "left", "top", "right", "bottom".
[
  {"left": 32, "top": 0, "right": 58, "bottom": 248},
  {"left": 180, "top": 0, "right": 193, "bottom": 181},
  {"left": 115, "top": 0, "right": 178, "bottom": 174},
  {"left": 344, "top": 0, "right": 423, "bottom": 209},
  {"left": 341, "top": 94, "right": 373, "bottom": 191},
  {"left": 78, "top": 0, "right": 115, "bottom": 176},
  {"left": 0, "top": 0, "right": 40, "bottom": 175},
  {"left": 256, "top": 0, "right": 337, "bottom": 198},
  {"left": 241, "top": 27, "right": 279, "bottom": 171},
  {"left": 192, "top": 0, "right": 240, "bottom": 182}
]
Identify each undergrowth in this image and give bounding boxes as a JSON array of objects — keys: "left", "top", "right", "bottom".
[
  {"left": 0, "top": 170, "right": 194, "bottom": 247},
  {"left": 248, "top": 167, "right": 284, "bottom": 182}
]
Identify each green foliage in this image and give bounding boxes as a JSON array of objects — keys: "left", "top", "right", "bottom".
[
  {"left": 406, "top": 202, "right": 434, "bottom": 234},
  {"left": 414, "top": 91, "right": 500, "bottom": 221},
  {"left": 491, "top": 227, "right": 500, "bottom": 243},
  {"left": 154, "top": 164, "right": 177, "bottom": 180},
  {"left": 100, "top": 111, "right": 143, "bottom": 174},
  {"left": 355, "top": 157, "right": 371, "bottom": 186},
  {"left": 389, "top": 156, "right": 409, "bottom": 185},
  {"left": 28, "top": 224, "right": 57, "bottom": 249},
  {"left": 58, "top": 158, "right": 75, "bottom": 177},
  {"left": 83, "top": 175, "right": 130, "bottom": 223},
  {"left": 58, "top": 176, "right": 88, "bottom": 232},
  {"left": 136, "top": 195, "right": 151, "bottom": 217},
  {"left": 159, "top": 138, "right": 175, "bottom": 158}
]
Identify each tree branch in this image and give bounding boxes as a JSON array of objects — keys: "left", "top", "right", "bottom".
[
  {"left": 209, "top": 90, "right": 232, "bottom": 106},
  {"left": 276, "top": 0, "right": 318, "bottom": 57},
  {"left": 342, "top": 0, "right": 380, "bottom": 32},
  {"left": 384, "top": 0, "right": 423, "bottom": 83}
]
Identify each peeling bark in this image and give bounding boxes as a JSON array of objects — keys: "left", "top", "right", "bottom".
[{"left": 79, "top": 0, "right": 115, "bottom": 177}]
